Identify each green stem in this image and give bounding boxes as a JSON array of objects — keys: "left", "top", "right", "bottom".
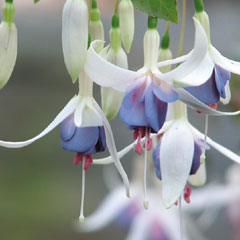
[
  {"left": 193, "top": 0, "right": 204, "bottom": 13},
  {"left": 6, "top": 0, "right": 13, "bottom": 3},
  {"left": 114, "top": 0, "right": 120, "bottom": 14},
  {"left": 161, "top": 22, "right": 170, "bottom": 49},
  {"left": 178, "top": 0, "right": 187, "bottom": 57}
]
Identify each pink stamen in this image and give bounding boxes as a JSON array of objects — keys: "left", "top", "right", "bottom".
[
  {"left": 174, "top": 201, "right": 178, "bottom": 206},
  {"left": 147, "top": 130, "right": 152, "bottom": 151},
  {"left": 73, "top": 153, "right": 83, "bottom": 165},
  {"left": 208, "top": 103, "right": 218, "bottom": 110},
  {"left": 184, "top": 184, "right": 192, "bottom": 204},
  {"left": 84, "top": 155, "right": 93, "bottom": 170},
  {"left": 133, "top": 129, "right": 139, "bottom": 140},
  {"left": 196, "top": 110, "right": 202, "bottom": 114},
  {"left": 135, "top": 138, "right": 142, "bottom": 155}
]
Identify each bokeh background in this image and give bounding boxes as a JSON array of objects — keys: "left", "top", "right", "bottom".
[{"left": 0, "top": 0, "right": 240, "bottom": 239}]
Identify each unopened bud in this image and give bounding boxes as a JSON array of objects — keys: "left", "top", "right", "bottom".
[
  {"left": 89, "top": 0, "right": 104, "bottom": 49},
  {"left": 62, "top": 0, "right": 88, "bottom": 83},
  {"left": 119, "top": 0, "right": 134, "bottom": 53},
  {"left": 0, "top": 1, "right": 17, "bottom": 89},
  {"left": 101, "top": 38, "right": 128, "bottom": 120}
]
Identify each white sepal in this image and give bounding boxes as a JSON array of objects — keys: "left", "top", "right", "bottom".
[
  {"left": 85, "top": 40, "right": 140, "bottom": 91},
  {"left": 0, "top": 96, "right": 78, "bottom": 148},
  {"left": 160, "top": 120, "right": 194, "bottom": 208},
  {"left": 220, "top": 81, "right": 231, "bottom": 105},
  {"left": 161, "top": 18, "right": 213, "bottom": 87},
  {"left": 93, "top": 100, "right": 130, "bottom": 197},
  {"left": 0, "top": 22, "right": 17, "bottom": 89},
  {"left": 210, "top": 45, "right": 240, "bottom": 75},
  {"left": 176, "top": 88, "right": 240, "bottom": 116},
  {"left": 74, "top": 97, "right": 103, "bottom": 127},
  {"left": 101, "top": 48, "right": 128, "bottom": 120},
  {"left": 119, "top": 0, "right": 134, "bottom": 53},
  {"left": 192, "top": 126, "right": 240, "bottom": 164},
  {"left": 62, "top": 0, "right": 88, "bottom": 83}
]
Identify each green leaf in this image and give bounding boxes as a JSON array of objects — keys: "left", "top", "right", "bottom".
[
  {"left": 34, "top": 0, "right": 40, "bottom": 3},
  {"left": 131, "top": 0, "right": 178, "bottom": 24}
]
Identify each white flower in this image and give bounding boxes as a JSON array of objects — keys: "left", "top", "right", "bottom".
[
  {"left": 119, "top": 0, "right": 135, "bottom": 53},
  {"left": 62, "top": 0, "right": 88, "bottom": 83},
  {"left": 0, "top": 1, "right": 17, "bottom": 89},
  {"left": 0, "top": 70, "right": 130, "bottom": 221}
]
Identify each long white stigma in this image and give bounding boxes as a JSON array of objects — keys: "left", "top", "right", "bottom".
[
  {"left": 143, "top": 128, "right": 149, "bottom": 209},
  {"left": 79, "top": 157, "right": 86, "bottom": 223},
  {"left": 202, "top": 115, "right": 209, "bottom": 162},
  {"left": 179, "top": 196, "right": 184, "bottom": 240}
]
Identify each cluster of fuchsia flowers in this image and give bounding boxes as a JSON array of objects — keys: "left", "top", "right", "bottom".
[{"left": 1, "top": 0, "right": 240, "bottom": 238}]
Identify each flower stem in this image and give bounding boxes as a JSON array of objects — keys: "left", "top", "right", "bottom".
[
  {"left": 178, "top": 0, "right": 187, "bottom": 57},
  {"left": 79, "top": 158, "right": 86, "bottom": 223},
  {"left": 143, "top": 128, "right": 149, "bottom": 209},
  {"left": 179, "top": 196, "right": 184, "bottom": 240},
  {"left": 193, "top": 0, "right": 204, "bottom": 13},
  {"left": 114, "top": 0, "right": 120, "bottom": 14}
]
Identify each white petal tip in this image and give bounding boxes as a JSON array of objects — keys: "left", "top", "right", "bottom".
[
  {"left": 144, "top": 201, "right": 149, "bottom": 210},
  {"left": 79, "top": 216, "right": 85, "bottom": 224}
]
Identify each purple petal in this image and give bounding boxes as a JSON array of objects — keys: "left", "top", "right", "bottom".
[
  {"left": 145, "top": 85, "right": 168, "bottom": 132},
  {"left": 60, "top": 114, "right": 76, "bottom": 141},
  {"left": 95, "top": 126, "right": 106, "bottom": 152},
  {"left": 185, "top": 70, "right": 220, "bottom": 105},
  {"left": 152, "top": 82, "right": 178, "bottom": 103},
  {"left": 153, "top": 143, "right": 162, "bottom": 180},
  {"left": 60, "top": 115, "right": 101, "bottom": 154},
  {"left": 120, "top": 82, "right": 148, "bottom": 129},
  {"left": 190, "top": 141, "right": 202, "bottom": 175},
  {"left": 215, "top": 65, "right": 231, "bottom": 99}
]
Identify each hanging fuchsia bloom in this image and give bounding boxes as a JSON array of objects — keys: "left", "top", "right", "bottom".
[{"left": 85, "top": 17, "right": 213, "bottom": 153}]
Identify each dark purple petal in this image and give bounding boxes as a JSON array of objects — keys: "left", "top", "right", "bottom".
[
  {"left": 152, "top": 83, "right": 178, "bottom": 103},
  {"left": 61, "top": 126, "right": 99, "bottom": 153},
  {"left": 120, "top": 82, "right": 148, "bottom": 129},
  {"left": 95, "top": 126, "right": 106, "bottom": 152},
  {"left": 215, "top": 65, "right": 231, "bottom": 99},
  {"left": 153, "top": 143, "right": 162, "bottom": 180},
  {"left": 190, "top": 141, "right": 202, "bottom": 175},
  {"left": 185, "top": 70, "right": 220, "bottom": 105},
  {"left": 60, "top": 114, "right": 77, "bottom": 141},
  {"left": 145, "top": 85, "right": 168, "bottom": 132}
]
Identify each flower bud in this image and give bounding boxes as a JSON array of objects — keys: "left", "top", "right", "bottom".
[
  {"left": 101, "top": 18, "right": 128, "bottom": 120},
  {"left": 119, "top": 0, "right": 134, "bottom": 53},
  {"left": 0, "top": 1, "right": 17, "bottom": 89},
  {"left": 89, "top": 0, "right": 104, "bottom": 49},
  {"left": 62, "top": 0, "right": 88, "bottom": 83},
  {"left": 158, "top": 26, "right": 172, "bottom": 73}
]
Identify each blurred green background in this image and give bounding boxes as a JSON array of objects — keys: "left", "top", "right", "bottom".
[{"left": 0, "top": 0, "right": 240, "bottom": 239}]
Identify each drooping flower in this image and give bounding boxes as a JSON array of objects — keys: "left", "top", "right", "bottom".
[
  {"left": 92, "top": 102, "right": 240, "bottom": 208},
  {"left": 119, "top": 0, "right": 135, "bottom": 53},
  {"left": 62, "top": 0, "right": 88, "bottom": 83},
  {"left": 101, "top": 14, "right": 128, "bottom": 121},
  {"left": 85, "top": 16, "right": 212, "bottom": 149},
  {"left": 0, "top": 0, "right": 17, "bottom": 89},
  {"left": 0, "top": 71, "right": 130, "bottom": 222},
  {"left": 161, "top": 0, "right": 240, "bottom": 106}
]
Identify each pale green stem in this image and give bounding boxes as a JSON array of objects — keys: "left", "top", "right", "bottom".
[
  {"left": 173, "top": 101, "right": 188, "bottom": 120},
  {"left": 114, "top": 0, "right": 120, "bottom": 13},
  {"left": 178, "top": 0, "right": 187, "bottom": 57}
]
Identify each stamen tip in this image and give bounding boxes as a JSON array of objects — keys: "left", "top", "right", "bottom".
[
  {"left": 144, "top": 201, "right": 149, "bottom": 209},
  {"left": 79, "top": 216, "right": 85, "bottom": 224}
]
